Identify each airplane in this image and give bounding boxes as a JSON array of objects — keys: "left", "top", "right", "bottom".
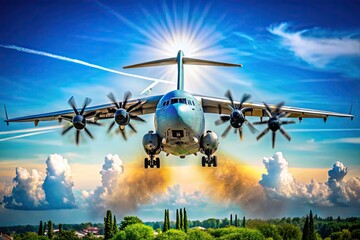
[{"left": 4, "top": 50, "right": 354, "bottom": 169}]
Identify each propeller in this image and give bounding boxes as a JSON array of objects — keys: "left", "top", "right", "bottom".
[
  {"left": 61, "top": 96, "right": 101, "bottom": 145},
  {"left": 253, "top": 102, "right": 295, "bottom": 148},
  {"left": 107, "top": 91, "right": 146, "bottom": 140},
  {"left": 215, "top": 90, "right": 257, "bottom": 141}
]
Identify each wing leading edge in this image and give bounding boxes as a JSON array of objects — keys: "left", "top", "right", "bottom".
[{"left": 195, "top": 95, "right": 354, "bottom": 120}]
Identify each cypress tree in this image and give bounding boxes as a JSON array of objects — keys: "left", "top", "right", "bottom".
[
  {"left": 43, "top": 221, "right": 46, "bottom": 235},
  {"left": 47, "top": 221, "right": 54, "bottom": 239},
  {"left": 302, "top": 216, "right": 309, "bottom": 240},
  {"left": 167, "top": 209, "right": 170, "bottom": 230},
  {"left": 176, "top": 209, "right": 180, "bottom": 229},
  {"left": 242, "top": 216, "right": 246, "bottom": 228},
  {"left": 163, "top": 209, "right": 168, "bottom": 232},
  {"left": 230, "top": 214, "right": 233, "bottom": 226},
  {"left": 235, "top": 215, "right": 238, "bottom": 227},
  {"left": 184, "top": 208, "right": 188, "bottom": 233},
  {"left": 104, "top": 210, "right": 113, "bottom": 239},
  {"left": 38, "top": 221, "right": 43, "bottom": 236},
  {"left": 113, "top": 215, "right": 118, "bottom": 235},
  {"left": 309, "top": 210, "right": 316, "bottom": 240},
  {"left": 180, "top": 208, "right": 183, "bottom": 230},
  {"left": 59, "top": 223, "right": 63, "bottom": 235}
]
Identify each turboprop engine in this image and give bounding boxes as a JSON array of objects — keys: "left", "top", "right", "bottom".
[
  {"left": 200, "top": 130, "right": 219, "bottom": 156},
  {"left": 142, "top": 131, "right": 161, "bottom": 156}
]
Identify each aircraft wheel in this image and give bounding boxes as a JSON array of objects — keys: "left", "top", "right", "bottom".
[
  {"left": 202, "top": 156, "right": 206, "bottom": 167},
  {"left": 144, "top": 158, "right": 149, "bottom": 169},
  {"left": 156, "top": 158, "right": 160, "bottom": 168},
  {"left": 213, "top": 156, "right": 217, "bottom": 167}
]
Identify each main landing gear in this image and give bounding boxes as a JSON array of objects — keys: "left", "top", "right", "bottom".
[
  {"left": 144, "top": 155, "right": 160, "bottom": 169},
  {"left": 202, "top": 155, "right": 217, "bottom": 167}
]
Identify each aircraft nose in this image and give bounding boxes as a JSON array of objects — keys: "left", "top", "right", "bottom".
[{"left": 166, "top": 104, "right": 193, "bottom": 128}]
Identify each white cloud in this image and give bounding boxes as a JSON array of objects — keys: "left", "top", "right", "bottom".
[
  {"left": 2, "top": 154, "right": 77, "bottom": 210},
  {"left": 268, "top": 23, "right": 360, "bottom": 68},
  {"left": 322, "top": 137, "right": 360, "bottom": 144},
  {"left": 259, "top": 152, "right": 360, "bottom": 207}
]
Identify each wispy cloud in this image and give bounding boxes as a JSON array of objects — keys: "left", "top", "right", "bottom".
[
  {"left": 268, "top": 23, "right": 360, "bottom": 68},
  {"left": 0, "top": 45, "right": 174, "bottom": 85},
  {"left": 287, "top": 128, "right": 360, "bottom": 133},
  {"left": 0, "top": 125, "right": 62, "bottom": 135},
  {"left": 0, "top": 130, "right": 55, "bottom": 142},
  {"left": 322, "top": 137, "right": 360, "bottom": 144}
]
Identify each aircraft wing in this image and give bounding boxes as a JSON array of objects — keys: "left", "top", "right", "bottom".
[
  {"left": 5, "top": 95, "right": 163, "bottom": 125},
  {"left": 195, "top": 95, "right": 354, "bottom": 120}
]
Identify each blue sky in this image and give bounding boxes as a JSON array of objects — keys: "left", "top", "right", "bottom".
[{"left": 0, "top": 0, "right": 359, "bottom": 226}]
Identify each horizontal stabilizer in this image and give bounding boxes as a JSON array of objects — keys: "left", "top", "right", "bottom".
[
  {"left": 183, "top": 57, "right": 242, "bottom": 67},
  {"left": 124, "top": 58, "right": 176, "bottom": 69}
]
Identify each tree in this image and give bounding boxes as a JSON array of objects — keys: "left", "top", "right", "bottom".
[
  {"left": 302, "top": 216, "right": 309, "bottom": 240},
  {"left": 242, "top": 216, "right": 246, "bottom": 228},
  {"left": 309, "top": 210, "right": 316, "bottom": 240},
  {"left": 180, "top": 208, "right": 183, "bottom": 230},
  {"left": 47, "top": 220, "right": 54, "bottom": 239},
  {"left": 113, "top": 215, "right": 118, "bottom": 235},
  {"left": 104, "top": 210, "right": 113, "bottom": 239},
  {"left": 278, "top": 223, "right": 301, "bottom": 240},
  {"left": 167, "top": 209, "right": 171, "bottom": 230},
  {"left": 122, "top": 223, "right": 154, "bottom": 240},
  {"left": 184, "top": 208, "right": 188, "bottom": 233},
  {"left": 235, "top": 215, "right": 238, "bottom": 227},
  {"left": 38, "top": 221, "right": 43, "bottom": 236},
  {"left": 176, "top": 209, "right": 180, "bottom": 230},
  {"left": 120, "top": 216, "right": 143, "bottom": 230},
  {"left": 157, "top": 229, "right": 188, "bottom": 240},
  {"left": 163, "top": 209, "right": 169, "bottom": 232},
  {"left": 187, "top": 229, "right": 214, "bottom": 240},
  {"left": 230, "top": 214, "right": 233, "bottom": 226},
  {"left": 58, "top": 224, "right": 63, "bottom": 234},
  {"left": 43, "top": 221, "right": 47, "bottom": 235}
]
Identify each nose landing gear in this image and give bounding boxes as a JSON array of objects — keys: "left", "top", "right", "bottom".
[
  {"left": 202, "top": 155, "right": 217, "bottom": 167},
  {"left": 144, "top": 155, "right": 160, "bottom": 169}
]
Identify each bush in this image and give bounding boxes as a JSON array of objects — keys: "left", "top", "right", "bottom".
[
  {"left": 187, "top": 229, "right": 214, "bottom": 240},
  {"left": 208, "top": 227, "right": 265, "bottom": 240},
  {"left": 278, "top": 223, "right": 301, "bottom": 240},
  {"left": 113, "top": 223, "right": 154, "bottom": 240},
  {"left": 156, "top": 229, "right": 188, "bottom": 240}
]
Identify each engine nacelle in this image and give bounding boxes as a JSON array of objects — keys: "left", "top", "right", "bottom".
[
  {"left": 230, "top": 109, "right": 245, "bottom": 128},
  {"left": 114, "top": 109, "right": 130, "bottom": 126},
  {"left": 72, "top": 115, "right": 86, "bottom": 130},
  {"left": 200, "top": 130, "right": 219, "bottom": 156},
  {"left": 142, "top": 131, "right": 161, "bottom": 155}
]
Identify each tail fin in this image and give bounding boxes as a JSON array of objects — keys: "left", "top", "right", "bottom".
[
  {"left": 123, "top": 50, "right": 242, "bottom": 90},
  {"left": 4, "top": 104, "right": 9, "bottom": 126}
]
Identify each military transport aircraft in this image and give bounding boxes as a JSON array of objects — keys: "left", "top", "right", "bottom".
[{"left": 4, "top": 50, "right": 354, "bottom": 169}]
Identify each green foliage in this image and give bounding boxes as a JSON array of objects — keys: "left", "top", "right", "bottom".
[
  {"left": 104, "top": 210, "right": 113, "bottom": 240},
  {"left": 278, "top": 223, "right": 301, "bottom": 240},
  {"left": 55, "top": 230, "right": 79, "bottom": 240},
  {"left": 330, "top": 229, "right": 352, "bottom": 240},
  {"left": 38, "top": 221, "right": 43, "bottom": 236},
  {"left": 184, "top": 208, "right": 188, "bottom": 233},
  {"left": 235, "top": 215, "right": 238, "bottom": 227},
  {"left": 58, "top": 223, "right": 63, "bottom": 234},
  {"left": 47, "top": 220, "right": 54, "bottom": 239},
  {"left": 208, "top": 227, "right": 265, "bottom": 240},
  {"left": 176, "top": 209, "right": 180, "bottom": 230},
  {"left": 115, "top": 223, "right": 154, "bottom": 240},
  {"left": 303, "top": 216, "right": 310, "bottom": 240},
  {"left": 180, "top": 209, "right": 184, "bottom": 230},
  {"left": 309, "top": 210, "right": 316, "bottom": 240},
  {"left": 253, "top": 223, "right": 281, "bottom": 240},
  {"left": 187, "top": 229, "right": 214, "bottom": 240},
  {"left": 243, "top": 217, "right": 246, "bottom": 228},
  {"left": 156, "top": 229, "right": 188, "bottom": 240},
  {"left": 113, "top": 215, "right": 118, "bottom": 235},
  {"left": 120, "top": 216, "right": 143, "bottom": 230},
  {"left": 163, "top": 210, "right": 170, "bottom": 232}
]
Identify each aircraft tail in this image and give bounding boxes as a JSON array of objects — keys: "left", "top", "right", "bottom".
[{"left": 123, "top": 50, "right": 242, "bottom": 90}]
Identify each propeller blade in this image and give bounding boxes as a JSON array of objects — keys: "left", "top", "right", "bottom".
[
  {"left": 84, "top": 127, "right": 94, "bottom": 139},
  {"left": 239, "top": 94, "right": 251, "bottom": 109},
  {"left": 127, "top": 101, "right": 143, "bottom": 113},
  {"left": 62, "top": 125, "right": 73, "bottom": 135},
  {"left": 281, "top": 120, "right": 296, "bottom": 125},
  {"left": 257, "top": 128, "right": 270, "bottom": 141},
  {"left": 239, "top": 127, "right": 243, "bottom": 141},
  {"left": 275, "top": 102, "right": 284, "bottom": 114},
  {"left": 80, "top": 97, "right": 92, "bottom": 115},
  {"left": 263, "top": 102, "right": 272, "bottom": 117},
  {"left": 76, "top": 130, "right": 80, "bottom": 145},
  {"left": 244, "top": 120, "right": 257, "bottom": 134},
  {"left": 68, "top": 96, "right": 79, "bottom": 115},
  {"left": 83, "top": 111, "right": 97, "bottom": 118},
  {"left": 61, "top": 116, "right": 73, "bottom": 121},
  {"left": 128, "top": 123, "right": 137, "bottom": 133},
  {"left": 215, "top": 115, "right": 231, "bottom": 126},
  {"left": 272, "top": 131, "right": 276, "bottom": 149},
  {"left": 129, "top": 114, "right": 146, "bottom": 122},
  {"left": 225, "top": 90, "right": 235, "bottom": 109},
  {"left": 119, "top": 126, "right": 127, "bottom": 140},
  {"left": 108, "top": 121, "right": 116, "bottom": 133},
  {"left": 122, "top": 91, "right": 132, "bottom": 109},
  {"left": 241, "top": 107, "right": 253, "bottom": 114},
  {"left": 253, "top": 121, "right": 268, "bottom": 125},
  {"left": 107, "top": 92, "right": 120, "bottom": 109},
  {"left": 221, "top": 125, "right": 232, "bottom": 138},
  {"left": 279, "top": 127, "right": 291, "bottom": 141}
]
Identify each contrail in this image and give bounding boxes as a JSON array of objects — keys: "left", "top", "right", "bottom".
[
  {"left": 0, "top": 44, "right": 175, "bottom": 85},
  {"left": 0, "top": 125, "right": 62, "bottom": 135},
  {"left": 0, "top": 130, "right": 55, "bottom": 142},
  {"left": 287, "top": 128, "right": 360, "bottom": 132}
]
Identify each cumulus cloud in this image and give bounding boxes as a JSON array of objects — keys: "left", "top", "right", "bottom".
[
  {"left": 2, "top": 154, "right": 76, "bottom": 210},
  {"left": 268, "top": 23, "right": 360, "bottom": 68},
  {"left": 259, "top": 152, "right": 360, "bottom": 208}
]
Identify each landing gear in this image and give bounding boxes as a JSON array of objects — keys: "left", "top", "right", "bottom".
[
  {"left": 144, "top": 155, "right": 160, "bottom": 169},
  {"left": 201, "top": 155, "right": 217, "bottom": 167}
]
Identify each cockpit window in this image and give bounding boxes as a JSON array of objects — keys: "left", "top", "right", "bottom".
[
  {"left": 192, "top": 100, "right": 195, "bottom": 105},
  {"left": 187, "top": 100, "right": 192, "bottom": 105},
  {"left": 171, "top": 98, "right": 179, "bottom": 104},
  {"left": 179, "top": 98, "right": 186, "bottom": 104}
]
